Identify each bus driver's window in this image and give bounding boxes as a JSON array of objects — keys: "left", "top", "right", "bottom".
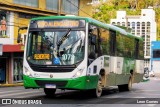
[{"left": 88, "top": 25, "right": 98, "bottom": 64}]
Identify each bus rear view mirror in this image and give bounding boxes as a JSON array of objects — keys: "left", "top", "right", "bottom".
[
  {"left": 17, "top": 27, "right": 28, "bottom": 43},
  {"left": 17, "top": 33, "right": 21, "bottom": 43}
]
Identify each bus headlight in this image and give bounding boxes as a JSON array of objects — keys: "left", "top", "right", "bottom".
[
  {"left": 72, "top": 68, "right": 85, "bottom": 78},
  {"left": 24, "top": 67, "right": 33, "bottom": 77}
]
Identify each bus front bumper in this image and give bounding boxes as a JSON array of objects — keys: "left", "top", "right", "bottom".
[{"left": 23, "top": 75, "right": 98, "bottom": 90}]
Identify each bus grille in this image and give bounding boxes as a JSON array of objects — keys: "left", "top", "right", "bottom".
[{"left": 35, "top": 80, "right": 68, "bottom": 88}]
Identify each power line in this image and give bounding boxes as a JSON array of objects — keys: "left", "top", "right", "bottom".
[{"left": 66, "top": 0, "right": 92, "bottom": 17}]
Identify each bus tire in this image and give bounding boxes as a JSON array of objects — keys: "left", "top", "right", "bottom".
[
  {"left": 44, "top": 88, "right": 56, "bottom": 97},
  {"left": 91, "top": 76, "right": 103, "bottom": 98},
  {"left": 127, "top": 77, "right": 132, "bottom": 91},
  {"left": 118, "top": 77, "right": 132, "bottom": 92}
]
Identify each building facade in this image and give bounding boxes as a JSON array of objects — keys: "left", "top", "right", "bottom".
[
  {"left": 110, "top": 7, "right": 157, "bottom": 70},
  {"left": 0, "top": 0, "right": 92, "bottom": 84}
]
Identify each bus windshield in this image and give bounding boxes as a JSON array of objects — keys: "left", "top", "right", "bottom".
[{"left": 26, "top": 29, "right": 85, "bottom": 65}]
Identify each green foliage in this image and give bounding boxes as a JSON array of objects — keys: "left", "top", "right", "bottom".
[
  {"left": 92, "top": 0, "right": 160, "bottom": 39},
  {"left": 92, "top": 0, "right": 160, "bottom": 24}
]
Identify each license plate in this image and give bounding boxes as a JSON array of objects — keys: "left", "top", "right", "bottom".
[{"left": 45, "top": 84, "right": 56, "bottom": 88}]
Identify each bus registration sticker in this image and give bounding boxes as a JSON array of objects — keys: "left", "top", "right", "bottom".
[
  {"left": 45, "top": 84, "right": 56, "bottom": 89},
  {"left": 34, "top": 54, "right": 50, "bottom": 60}
]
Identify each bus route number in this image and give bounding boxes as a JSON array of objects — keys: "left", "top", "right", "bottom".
[{"left": 62, "top": 54, "right": 74, "bottom": 61}]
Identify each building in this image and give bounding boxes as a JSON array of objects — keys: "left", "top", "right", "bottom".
[
  {"left": 110, "top": 7, "right": 157, "bottom": 70},
  {"left": 151, "top": 41, "right": 160, "bottom": 76},
  {"left": 0, "top": 0, "right": 92, "bottom": 84}
]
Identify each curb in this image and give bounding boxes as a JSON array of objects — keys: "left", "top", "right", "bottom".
[{"left": 0, "top": 83, "right": 23, "bottom": 87}]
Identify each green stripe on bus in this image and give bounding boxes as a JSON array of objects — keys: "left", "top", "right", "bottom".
[{"left": 23, "top": 75, "right": 99, "bottom": 90}]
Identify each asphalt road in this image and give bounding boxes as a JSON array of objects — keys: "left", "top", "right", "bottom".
[{"left": 0, "top": 77, "right": 160, "bottom": 107}]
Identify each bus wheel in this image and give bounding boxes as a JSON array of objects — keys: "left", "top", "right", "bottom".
[
  {"left": 96, "top": 79, "right": 103, "bottom": 97},
  {"left": 44, "top": 88, "right": 56, "bottom": 97},
  {"left": 127, "top": 77, "right": 132, "bottom": 91},
  {"left": 91, "top": 77, "right": 102, "bottom": 98}
]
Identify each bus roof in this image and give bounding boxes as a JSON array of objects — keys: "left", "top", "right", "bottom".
[{"left": 31, "top": 16, "right": 143, "bottom": 41}]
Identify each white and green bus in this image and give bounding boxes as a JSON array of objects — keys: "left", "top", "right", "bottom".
[{"left": 22, "top": 16, "right": 144, "bottom": 97}]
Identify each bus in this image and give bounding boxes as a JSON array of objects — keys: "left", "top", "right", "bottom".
[{"left": 21, "top": 16, "right": 144, "bottom": 98}]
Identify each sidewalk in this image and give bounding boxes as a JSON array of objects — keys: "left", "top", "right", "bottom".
[{"left": 0, "top": 83, "right": 23, "bottom": 87}]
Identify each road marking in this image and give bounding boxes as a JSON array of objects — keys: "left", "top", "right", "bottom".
[
  {"left": 0, "top": 90, "right": 23, "bottom": 94},
  {"left": 14, "top": 93, "right": 45, "bottom": 98},
  {"left": 0, "top": 90, "right": 43, "bottom": 97},
  {"left": 147, "top": 104, "right": 157, "bottom": 107}
]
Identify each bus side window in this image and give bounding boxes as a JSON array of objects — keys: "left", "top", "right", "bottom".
[
  {"left": 88, "top": 34, "right": 96, "bottom": 59},
  {"left": 99, "top": 28, "right": 110, "bottom": 55},
  {"left": 110, "top": 30, "right": 116, "bottom": 56},
  {"left": 88, "top": 25, "right": 98, "bottom": 62}
]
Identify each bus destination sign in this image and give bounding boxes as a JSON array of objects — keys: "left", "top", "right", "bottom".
[{"left": 35, "top": 20, "right": 85, "bottom": 28}]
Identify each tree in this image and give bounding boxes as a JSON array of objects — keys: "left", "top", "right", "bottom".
[{"left": 92, "top": 0, "right": 160, "bottom": 39}]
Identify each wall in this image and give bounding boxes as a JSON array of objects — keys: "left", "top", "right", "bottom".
[
  {"left": 14, "top": 13, "right": 30, "bottom": 44},
  {"left": 0, "top": 12, "right": 14, "bottom": 44},
  {"left": 151, "top": 41, "right": 160, "bottom": 74}
]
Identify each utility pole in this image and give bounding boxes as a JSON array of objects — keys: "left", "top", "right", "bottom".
[{"left": 58, "top": 0, "right": 61, "bottom": 15}]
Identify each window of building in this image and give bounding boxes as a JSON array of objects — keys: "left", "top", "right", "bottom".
[
  {"left": 153, "top": 49, "right": 160, "bottom": 58},
  {"left": 0, "top": 10, "right": 9, "bottom": 38},
  {"left": 147, "top": 22, "right": 150, "bottom": 33},
  {"left": 62, "top": 0, "right": 79, "bottom": 15},
  {"left": 127, "top": 22, "right": 130, "bottom": 27},
  {"left": 142, "top": 30, "right": 145, "bottom": 32},
  {"left": 147, "top": 22, "right": 150, "bottom": 26},
  {"left": 19, "top": 13, "right": 39, "bottom": 19},
  {"left": 117, "top": 22, "right": 120, "bottom": 25},
  {"left": 14, "top": 0, "right": 38, "bottom": 8},
  {"left": 112, "top": 22, "right": 116, "bottom": 25},
  {"left": 142, "top": 22, "right": 145, "bottom": 27},
  {"left": 137, "top": 22, "right": 140, "bottom": 26},
  {"left": 13, "top": 53, "right": 23, "bottom": 82},
  {"left": 137, "top": 32, "right": 140, "bottom": 35},
  {"left": 46, "top": 0, "right": 58, "bottom": 11},
  {"left": 131, "top": 22, "right": 135, "bottom": 27},
  {"left": 146, "top": 29, "right": 150, "bottom": 33},
  {"left": 13, "top": 58, "right": 23, "bottom": 82},
  {"left": 122, "top": 22, "right": 125, "bottom": 26}
]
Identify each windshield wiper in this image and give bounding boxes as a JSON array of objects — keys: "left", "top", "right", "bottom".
[
  {"left": 57, "top": 29, "right": 71, "bottom": 47},
  {"left": 56, "top": 29, "right": 71, "bottom": 56}
]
